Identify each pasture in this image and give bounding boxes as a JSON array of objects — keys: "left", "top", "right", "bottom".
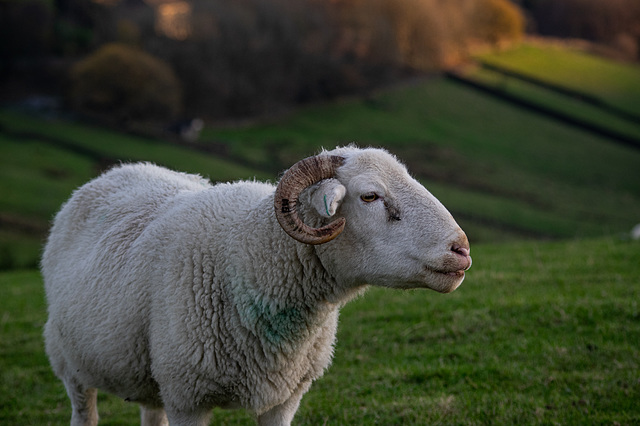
[
  {"left": 1, "top": 41, "right": 639, "bottom": 424},
  {"left": 1, "top": 237, "right": 638, "bottom": 424},
  {"left": 477, "top": 42, "right": 640, "bottom": 117}
]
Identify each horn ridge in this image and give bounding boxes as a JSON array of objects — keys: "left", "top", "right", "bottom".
[{"left": 274, "top": 155, "right": 345, "bottom": 245}]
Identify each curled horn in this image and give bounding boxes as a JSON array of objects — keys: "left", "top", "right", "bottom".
[{"left": 274, "top": 155, "right": 346, "bottom": 245}]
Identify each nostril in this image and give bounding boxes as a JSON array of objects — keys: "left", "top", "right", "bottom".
[{"left": 451, "top": 244, "right": 470, "bottom": 258}]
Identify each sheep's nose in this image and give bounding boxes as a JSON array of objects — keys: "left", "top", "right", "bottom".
[
  {"left": 451, "top": 244, "right": 469, "bottom": 257},
  {"left": 451, "top": 242, "right": 472, "bottom": 270}
]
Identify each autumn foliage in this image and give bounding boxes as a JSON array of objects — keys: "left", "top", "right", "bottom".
[
  {"left": 473, "top": 0, "right": 525, "bottom": 45},
  {"left": 138, "top": 0, "right": 526, "bottom": 118}
]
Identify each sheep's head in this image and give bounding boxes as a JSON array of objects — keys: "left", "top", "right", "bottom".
[{"left": 275, "top": 147, "right": 471, "bottom": 293}]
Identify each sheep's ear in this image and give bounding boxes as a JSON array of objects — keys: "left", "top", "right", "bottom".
[{"left": 307, "top": 178, "right": 346, "bottom": 218}]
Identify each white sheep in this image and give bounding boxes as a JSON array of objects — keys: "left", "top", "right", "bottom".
[{"left": 42, "top": 146, "right": 471, "bottom": 426}]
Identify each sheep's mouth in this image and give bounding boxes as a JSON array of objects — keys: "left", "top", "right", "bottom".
[
  {"left": 418, "top": 266, "right": 466, "bottom": 293},
  {"left": 425, "top": 266, "right": 465, "bottom": 278}
]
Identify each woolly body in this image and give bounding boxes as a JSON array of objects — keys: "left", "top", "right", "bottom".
[{"left": 42, "top": 147, "right": 471, "bottom": 425}]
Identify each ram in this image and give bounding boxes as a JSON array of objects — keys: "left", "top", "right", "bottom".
[{"left": 42, "top": 146, "right": 471, "bottom": 425}]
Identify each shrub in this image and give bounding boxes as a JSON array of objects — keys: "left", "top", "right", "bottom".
[
  {"left": 69, "top": 43, "right": 182, "bottom": 122},
  {"left": 473, "top": 0, "right": 525, "bottom": 45}
]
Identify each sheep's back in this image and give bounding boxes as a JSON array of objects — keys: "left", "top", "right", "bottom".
[{"left": 42, "top": 163, "right": 211, "bottom": 288}]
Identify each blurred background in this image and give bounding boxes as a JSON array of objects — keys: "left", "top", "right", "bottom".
[
  {"left": 1, "top": 0, "right": 639, "bottom": 267},
  {"left": 2, "top": 0, "right": 640, "bottom": 118}
]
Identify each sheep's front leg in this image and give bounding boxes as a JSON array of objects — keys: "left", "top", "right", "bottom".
[
  {"left": 257, "top": 381, "right": 312, "bottom": 426},
  {"left": 165, "top": 408, "right": 212, "bottom": 426},
  {"left": 63, "top": 378, "right": 98, "bottom": 426},
  {"left": 140, "top": 406, "right": 168, "bottom": 426}
]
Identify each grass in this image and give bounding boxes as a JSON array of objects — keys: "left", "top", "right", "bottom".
[
  {"left": 466, "top": 65, "right": 640, "bottom": 142},
  {"left": 477, "top": 42, "right": 640, "bottom": 117},
  {"left": 0, "top": 111, "right": 269, "bottom": 269},
  {"left": 0, "top": 111, "right": 267, "bottom": 184},
  {"left": 301, "top": 237, "right": 640, "bottom": 424},
  {"left": 2, "top": 237, "right": 638, "bottom": 424}
]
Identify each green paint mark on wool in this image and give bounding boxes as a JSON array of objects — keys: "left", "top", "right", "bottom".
[{"left": 247, "top": 300, "right": 307, "bottom": 346}]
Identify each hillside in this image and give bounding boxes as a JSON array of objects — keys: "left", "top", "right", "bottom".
[
  {"left": 477, "top": 42, "right": 640, "bottom": 117},
  {"left": 201, "top": 78, "right": 640, "bottom": 241},
  {"left": 0, "top": 112, "right": 268, "bottom": 269},
  {"left": 1, "top": 42, "right": 640, "bottom": 269},
  {"left": 455, "top": 42, "right": 640, "bottom": 148},
  {"left": 1, "top": 41, "right": 640, "bottom": 425}
]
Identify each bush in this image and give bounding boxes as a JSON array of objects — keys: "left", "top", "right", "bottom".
[
  {"left": 69, "top": 43, "right": 182, "bottom": 122},
  {"left": 381, "top": 0, "right": 524, "bottom": 69},
  {"left": 473, "top": 0, "right": 525, "bottom": 45}
]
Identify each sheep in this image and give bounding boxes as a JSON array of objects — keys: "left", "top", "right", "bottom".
[{"left": 41, "top": 146, "right": 472, "bottom": 426}]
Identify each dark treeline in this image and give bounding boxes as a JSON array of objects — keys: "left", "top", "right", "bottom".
[
  {"left": 2, "top": 0, "right": 638, "bottom": 121},
  {"left": 516, "top": 0, "right": 640, "bottom": 60},
  {"left": 1, "top": 0, "right": 524, "bottom": 120},
  {"left": 144, "top": 0, "right": 524, "bottom": 117}
]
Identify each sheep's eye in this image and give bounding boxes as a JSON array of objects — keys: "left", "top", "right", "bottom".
[{"left": 360, "top": 193, "right": 379, "bottom": 203}]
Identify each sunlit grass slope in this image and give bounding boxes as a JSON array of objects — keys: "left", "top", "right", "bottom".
[
  {"left": 202, "top": 78, "right": 640, "bottom": 242},
  {"left": 2, "top": 237, "right": 638, "bottom": 424},
  {"left": 468, "top": 66, "right": 640, "bottom": 142},
  {"left": 477, "top": 42, "right": 640, "bottom": 117}
]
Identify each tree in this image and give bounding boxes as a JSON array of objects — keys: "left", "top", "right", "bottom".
[{"left": 473, "top": 0, "right": 525, "bottom": 46}]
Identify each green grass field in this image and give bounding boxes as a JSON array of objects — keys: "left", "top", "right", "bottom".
[
  {"left": 0, "top": 112, "right": 269, "bottom": 269},
  {"left": 2, "top": 237, "right": 638, "bottom": 424},
  {"left": 1, "top": 40, "right": 639, "bottom": 424},
  {"left": 477, "top": 42, "right": 640, "bottom": 117},
  {"left": 466, "top": 65, "right": 640, "bottom": 142}
]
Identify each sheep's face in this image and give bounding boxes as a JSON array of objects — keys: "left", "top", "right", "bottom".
[{"left": 313, "top": 148, "right": 471, "bottom": 293}]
